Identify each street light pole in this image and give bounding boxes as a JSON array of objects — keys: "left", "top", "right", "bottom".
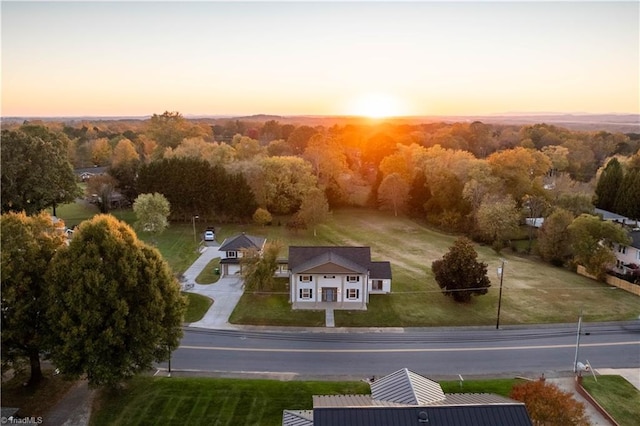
[
  {"left": 192, "top": 215, "right": 199, "bottom": 247},
  {"left": 496, "top": 259, "right": 505, "bottom": 330}
]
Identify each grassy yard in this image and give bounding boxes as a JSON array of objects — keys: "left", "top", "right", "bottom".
[
  {"left": 1, "top": 369, "right": 77, "bottom": 418},
  {"left": 50, "top": 203, "right": 640, "bottom": 326},
  {"left": 195, "top": 258, "right": 221, "bottom": 284},
  {"left": 90, "top": 376, "right": 520, "bottom": 426},
  {"left": 183, "top": 292, "right": 213, "bottom": 323},
  {"left": 230, "top": 278, "right": 326, "bottom": 326},
  {"left": 51, "top": 202, "right": 200, "bottom": 275},
  {"left": 582, "top": 375, "right": 640, "bottom": 426},
  {"left": 229, "top": 208, "right": 640, "bottom": 327},
  {"left": 90, "top": 376, "right": 369, "bottom": 426}
]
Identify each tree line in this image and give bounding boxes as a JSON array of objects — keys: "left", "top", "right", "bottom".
[{"left": 2, "top": 114, "right": 638, "bottom": 277}]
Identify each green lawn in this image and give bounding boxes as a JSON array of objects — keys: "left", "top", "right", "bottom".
[
  {"left": 582, "top": 375, "right": 640, "bottom": 426},
  {"left": 90, "top": 376, "right": 520, "bottom": 426},
  {"left": 51, "top": 202, "right": 200, "bottom": 275},
  {"left": 230, "top": 208, "right": 640, "bottom": 327},
  {"left": 440, "top": 378, "right": 521, "bottom": 397},
  {"left": 183, "top": 292, "right": 213, "bottom": 323},
  {"left": 195, "top": 258, "right": 221, "bottom": 284},
  {"left": 90, "top": 376, "right": 369, "bottom": 426},
  {"left": 50, "top": 203, "right": 640, "bottom": 327},
  {"left": 229, "top": 278, "right": 326, "bottom": 326}
]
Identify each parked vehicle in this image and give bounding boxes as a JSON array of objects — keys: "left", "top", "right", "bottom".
[{"left": 204, "top": 230, "right": 215, "bottom": 241}]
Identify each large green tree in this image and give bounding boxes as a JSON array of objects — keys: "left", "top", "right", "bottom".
[
  {"left": 431, "top": 237, "right": 491, "bottom": 303},
  {"left": 258, "top": 156, "right": 317, "bottom": 215},
  {"left": 568, "top": 214, "right": 631, "bottom": 280},
  {"left": 145, "top": 111, "right": 204, "bottom": 150},
  {"left": 137, "top": 157, "right": 216, "bottom": 220},
  {"left": 614, "top": 168, "right": 640, "bottom": 219},
  {"left": 377, "top": 173, "right": 410, "bottom": 217},
  {"left": 1, "top": 126, "right": 81, "bottom": 215},
  {"left": 536, "top": 208, "right": 574, "bottom": 266},
  {"left": 594, "top": 157, "right": 623, "bottom": 212},
  {"left": 1, "top": 212, "right": 66, "bottom": 385},
  {"left": 45, "top": 215, "right": 186, "bottom": 387},
  {"left": 298, "top": 188, "right": 330, "bottom": 236},
  {"left": 133, "top": 193, "right": 171, "bottom": 236},
  {"left": 240, "top": 241, "right": 283, "bottom": 291},
  {"left": 476, "top": 196, "right": 521, "bottom": 249}
]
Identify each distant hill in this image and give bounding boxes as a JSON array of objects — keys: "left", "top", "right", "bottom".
[{"left": 2, "top": 113, "right": 638, "bottom": 133}]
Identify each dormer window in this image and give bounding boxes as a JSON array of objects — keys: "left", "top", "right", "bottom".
[{"left": 228, "top": 251, "right": 237, "bottom": 258}]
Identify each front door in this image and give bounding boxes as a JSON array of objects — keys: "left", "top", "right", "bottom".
[{"left": 322, "top": 287, "right": 337, "bottom": 302}]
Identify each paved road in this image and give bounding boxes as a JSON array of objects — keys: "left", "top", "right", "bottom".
[{"left": 161, "top": 321, "right": 640, "bottom": 380}]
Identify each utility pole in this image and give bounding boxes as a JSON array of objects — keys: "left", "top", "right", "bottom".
[
  {"left": 496, "top": 259, "right": 505, "bottom": 329},
  {"left": 573, "top": 311, "right": 583, "bottom": 373}
]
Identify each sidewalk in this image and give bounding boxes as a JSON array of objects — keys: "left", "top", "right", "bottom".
[
  {"left": 546, "top": 376, "right": 611, "bottom": 426},
  {"left": 43, "top": 380, "right": 95, "bottom": 426}
]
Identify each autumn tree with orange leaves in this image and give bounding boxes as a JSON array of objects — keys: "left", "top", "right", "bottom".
[{"left": 510, "top": 380, "right": 590, "bottom": 426}]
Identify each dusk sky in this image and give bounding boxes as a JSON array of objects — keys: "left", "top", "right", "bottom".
[{"left": 2, "top": 1, "right": 638, "bottom": 117}]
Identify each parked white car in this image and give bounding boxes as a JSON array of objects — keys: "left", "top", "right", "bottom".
[{"left": 204, "top": 230, "right": 215, "bottom": 241}]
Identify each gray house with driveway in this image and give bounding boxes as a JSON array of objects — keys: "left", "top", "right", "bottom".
[{"left": 218, "top": 233, "right": 266, "bottom": 277}]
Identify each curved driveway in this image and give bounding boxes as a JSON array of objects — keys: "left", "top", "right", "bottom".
[{"left": 181, "top": 244, "right": 246, "bottom": 329}]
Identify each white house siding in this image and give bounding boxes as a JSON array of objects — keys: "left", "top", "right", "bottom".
[
  {"left": 291, "top": 274, "right": 316, "bottom": 303},
  {"left": 291, "top": 273, "right": 367, "bottom": 305},
  {"left": 369, "top": 278, "right": 391, "bottom": 294},
  {"left": 613, "top": 243, "right": 640, "bottom": 274}
]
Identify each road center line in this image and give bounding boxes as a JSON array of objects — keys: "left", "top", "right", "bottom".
[{"left": 179, "top": 341, "right": 640, "bottom": 353}]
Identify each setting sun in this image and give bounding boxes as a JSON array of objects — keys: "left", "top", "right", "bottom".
[{"left": 348, "top": 93, "right": 407, "bottom": 119}]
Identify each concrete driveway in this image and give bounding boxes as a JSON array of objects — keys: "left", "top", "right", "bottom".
[{"left": 181, "top": 244, "right": 244, "bottom": 330}]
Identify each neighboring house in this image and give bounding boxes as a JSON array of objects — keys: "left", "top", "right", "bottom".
[
  {"left": 612, "top": 230, "right": 640, "bottom": 278},
  {"left": 73, "top": 166, "right": 107, "bottom": 181},
  {"left": 218, "top": 233, "right": 266, "bottom": 277},
  {"left": 594, "top": 208, "right": 638, "bottom": 227},
  {"left": 283, "top": 368, "right": 533, "bottom": 426},
  {"left": 288, "top": 246, "right": 391, "bottom": 310}
]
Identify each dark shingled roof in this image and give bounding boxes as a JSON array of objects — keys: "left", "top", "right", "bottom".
[
  {"left": 370, "top": 261, "right": 392, "bottom": 280},
  {"left": 288, "top": 247, "right": 372, "bottom": 274},
  {"left": 218, "top": 233, "right": 265, "bottom": 252},
  {"left": 313, "top": 405, "right": 533, "bottom": 426}
]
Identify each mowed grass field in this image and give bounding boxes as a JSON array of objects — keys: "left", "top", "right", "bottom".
[
  {"left": 90, "top": 376, "right": 370, "bottom": 426},
  {"left": 582, "top": 375, "right": 640, "bottom": 426},
  {"left": 228, "top": 208, "right": 640, "bottom": 327},
  {"left": 90, "top": 376, "right": 522, "bottom": 426},
  {"left": 52, "top": 203, "right": 639, "bottom": 326}
]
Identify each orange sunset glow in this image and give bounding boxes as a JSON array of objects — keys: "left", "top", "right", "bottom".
[{"left": 1, "top": 2, "right": 638, "bottom": 117}]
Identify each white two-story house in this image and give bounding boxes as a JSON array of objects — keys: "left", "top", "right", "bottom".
[
  {"left": 288, "top": 246, "right": 391, "bottom": 310},
  {"left": 612, "top": 230, "right": 640, "bottom": 279},
  {"left": 218, "top": 233, "right": 266, "bottom": 277}
]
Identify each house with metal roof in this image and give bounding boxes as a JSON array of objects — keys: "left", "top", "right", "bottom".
[
  {"left": 283, "top": 368, "right": 532, "bottom": 426},
  {"left": 218, "top": 233, "right": 266, "bottom": 277},
  {"left": 288, "top": 246, "right": 392, "bottom": 310}
]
